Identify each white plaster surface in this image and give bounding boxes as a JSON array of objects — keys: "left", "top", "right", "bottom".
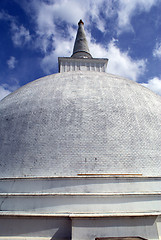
[
  {"left": 72, "top": 217, "right": 159, "bottom": 240},
  {"left": 0, "top": 72, "right": 161, "bottom": 178},
  {"left": 0, "top": 177, "right": 161, "bottom": 216},
  {"left": 0, "top": 177, "right": 161, "bottom": 239},
  {"left": 1, "top": 194, "right": 161, "bottom": 214},
  {"left": 59, "top": 57, "right": 108, "bottom": 72},
  {"left": 0, "top": 216, "right": 71, "bottom": 239},
  {"left": 156, "top": 216, "right": 161, "bottom": 239},
  {"left": 1, "top": 177, "right": 161, "bottom": 193}
]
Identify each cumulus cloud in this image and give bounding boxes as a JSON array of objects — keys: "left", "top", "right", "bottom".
[
  {"left": 107, "top": 41, "right": 146, "bottom": 81},
  {"left": 83, "top": 0, "right": 116, "bottom": 32},
  {"left": 20, "top": 0, "right": 115, "bottom": 34},
  {"left": 19, "top": 0, "right": 160, "bottom": 36},
  {"left": 37, "top": 0, "right": 85, "bottom": 28},
  {"left": 142, "top": 77, "right": 161, "bottom": 96},
  {"left": 14, "top": 0, "right": 152, "bottom": 82},
  {"left": 153, "top": 41, "right": 161, "bottom": 59},
  {"left": 40, "top": 20, "right": 146, "bottom": 81},
  {"left": 118, "top": 0, "right": 159, "bottom": 33},
  {"left": 41, "top": 37, "right": 74, "bottom": 73},
  {"left": 36, "top": 9, "right": 146, "bottom": 81},
  {"left": 7, "top": 56, "right": 17, "bottom": 69},
  {"left": 0, "top": 82, "right": 20, "bottom": 101},
  {"left": 0, "top": 10, "right": 14, "bottom": 21},
  {"left": 0, "top": 10, "right": 31, "bottom": 47},
  {"left": 89, "top": 39, "right": 146, "bottom": 81},
  {"left": 16, "top": 1, "right": 122, "bottom": 75},
  {"left": 11, "top": 22, "right": 31, "bottom": 46},
  {"left": 0, "top": 85, "right": 11, "bottom": 101},
  {"left": 16, "top": 0, "right": 117, "bottom": 59}
]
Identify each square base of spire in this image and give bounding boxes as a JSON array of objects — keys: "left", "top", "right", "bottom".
[{"left": 58, "top": 57, "right": 108, "bottom": 73}]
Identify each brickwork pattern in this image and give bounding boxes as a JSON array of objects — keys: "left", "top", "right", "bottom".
[{"left": 0, "top": 72, "right": 161, "bottom": 177}]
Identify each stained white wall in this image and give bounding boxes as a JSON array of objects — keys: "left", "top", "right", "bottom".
[
  {"left": 72, "top": 217, "right": 159, "bottom": 240},
  {"left": 0, "top": 217, "right": 71, "bottom": 239},
  {"left": 0, "top": 177, "right": 161, "bottom": 239}
]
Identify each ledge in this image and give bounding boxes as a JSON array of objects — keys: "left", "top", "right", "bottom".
[
  {"left": 0, "top": 211, "right": 161, "bottom": 218},
  {"left": 0, "top": 192, "right": 161, "bottom": 197},
  {"left": 1, "top": 176, "right": 161, "bottom": 180}
]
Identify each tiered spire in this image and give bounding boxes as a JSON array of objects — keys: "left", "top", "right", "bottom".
[{"left": 72, "top": 20, "right": 92, "bottom": 59}]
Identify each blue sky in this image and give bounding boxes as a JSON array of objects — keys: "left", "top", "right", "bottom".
[{"left": 0, "top": 0, "right": 161, "bottom": 100}]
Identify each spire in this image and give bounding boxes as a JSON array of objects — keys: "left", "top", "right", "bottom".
[
  {"left": 71, "top": 19, "right": 92, "bottom": 59},
  {"left": 58, "top": 20, "right": 108, "bottom": 73}
]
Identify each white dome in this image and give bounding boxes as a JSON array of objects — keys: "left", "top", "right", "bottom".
[{"left": 0, "top": 71, "right": 161, "bottom": 177}]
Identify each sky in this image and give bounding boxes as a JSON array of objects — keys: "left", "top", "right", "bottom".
[{"left": 0, "top": 0, "right": 161, "bottom": 100}]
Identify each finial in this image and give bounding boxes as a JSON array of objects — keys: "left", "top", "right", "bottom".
[
  {"left": 71, "top": 20, "right": 92, "bottom": 59},
  {"left": 78, "top": 19, "right": 84, "bottom": 25}
]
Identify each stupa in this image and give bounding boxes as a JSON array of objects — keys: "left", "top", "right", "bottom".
[{"left": 0, "top": 20, "right": 161, "bottom": 240}]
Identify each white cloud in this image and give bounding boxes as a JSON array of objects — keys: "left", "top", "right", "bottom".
[
  {"left": 11, "top": 22, "right": 31, "bottom": 46},
  {"left": 0, "top": 10, "right": 31, "bottom": 47},
  {"left": 0, "top": 86, "right": 11, "bottom": 101},
  {"left": 17, "top": 0, "right": 117, "bottom": 56},
  {"left": 41, "top": 36, "right": 74, "bottom": 73},
  {"left": 0, "top": 82, "right": 20, "bottom": 101},
  {"left": 153, "top": 41, "right": 161, "bottom": 59},
  {"left": 118, "top": 0, "right": 159, "bottom": 33},
  {"left": 0, "top": 11, "right": 14, "bottom": 21},
  {"left": 38, "top": 14, "right": 146, "bottom": 81},
  {"left": 15, "top": 0, "right": 150, "bottom": 80},
  {"left": 20, "top": 0, "right": 111, "bottom": 33},
  {"left": 19, "top": 0, "right": 115, "bottom": 73},
  {"left": 142, "top": 77, "right": 161, "bottom": 96},
  {"left": 0, "top": 10, "right": 31, "bottom": 46},
  {"left": 107, "top": 41, "right": 146, "bottom": 81},
  {"left": 7, "top": 56, "right": 17, "bottom": 69},
  {"left": 26, "top": 0, "right": 85, "bottom": 37},
  {"left": 89, "top": 39, "right": 146, "bottom": 81}
]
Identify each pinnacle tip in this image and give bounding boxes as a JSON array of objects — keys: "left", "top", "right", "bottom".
[{"left": 78, "top": 19, "right": 84, "bottom": 25}]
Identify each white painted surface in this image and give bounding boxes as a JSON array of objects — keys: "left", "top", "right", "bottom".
[
  {"left": 59, "top": 57, "right": 108, "bottom": 72},
  {"left": 1, "top": 194, "right": 161, "bottom": 214},
  {"left": 0, "top": 72, "right": 161, "bottom": 178},
  {"left": 0, "top": 216, "right": 71, "bottom": 239},
  {"left": 72, "top": 217, "right": 159, "bottom": 240},
  {"left": 0, "top": 177, "right": 161, "bottom": 238},
  {"left": 0, "top": 177, "right": 161, "bottom": 215},
  {"left": 156, "top": 216, "right": 161, "bottom": 239},
  {"left": 1, "top": 177, "right": 161, "bottom": 194}
]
